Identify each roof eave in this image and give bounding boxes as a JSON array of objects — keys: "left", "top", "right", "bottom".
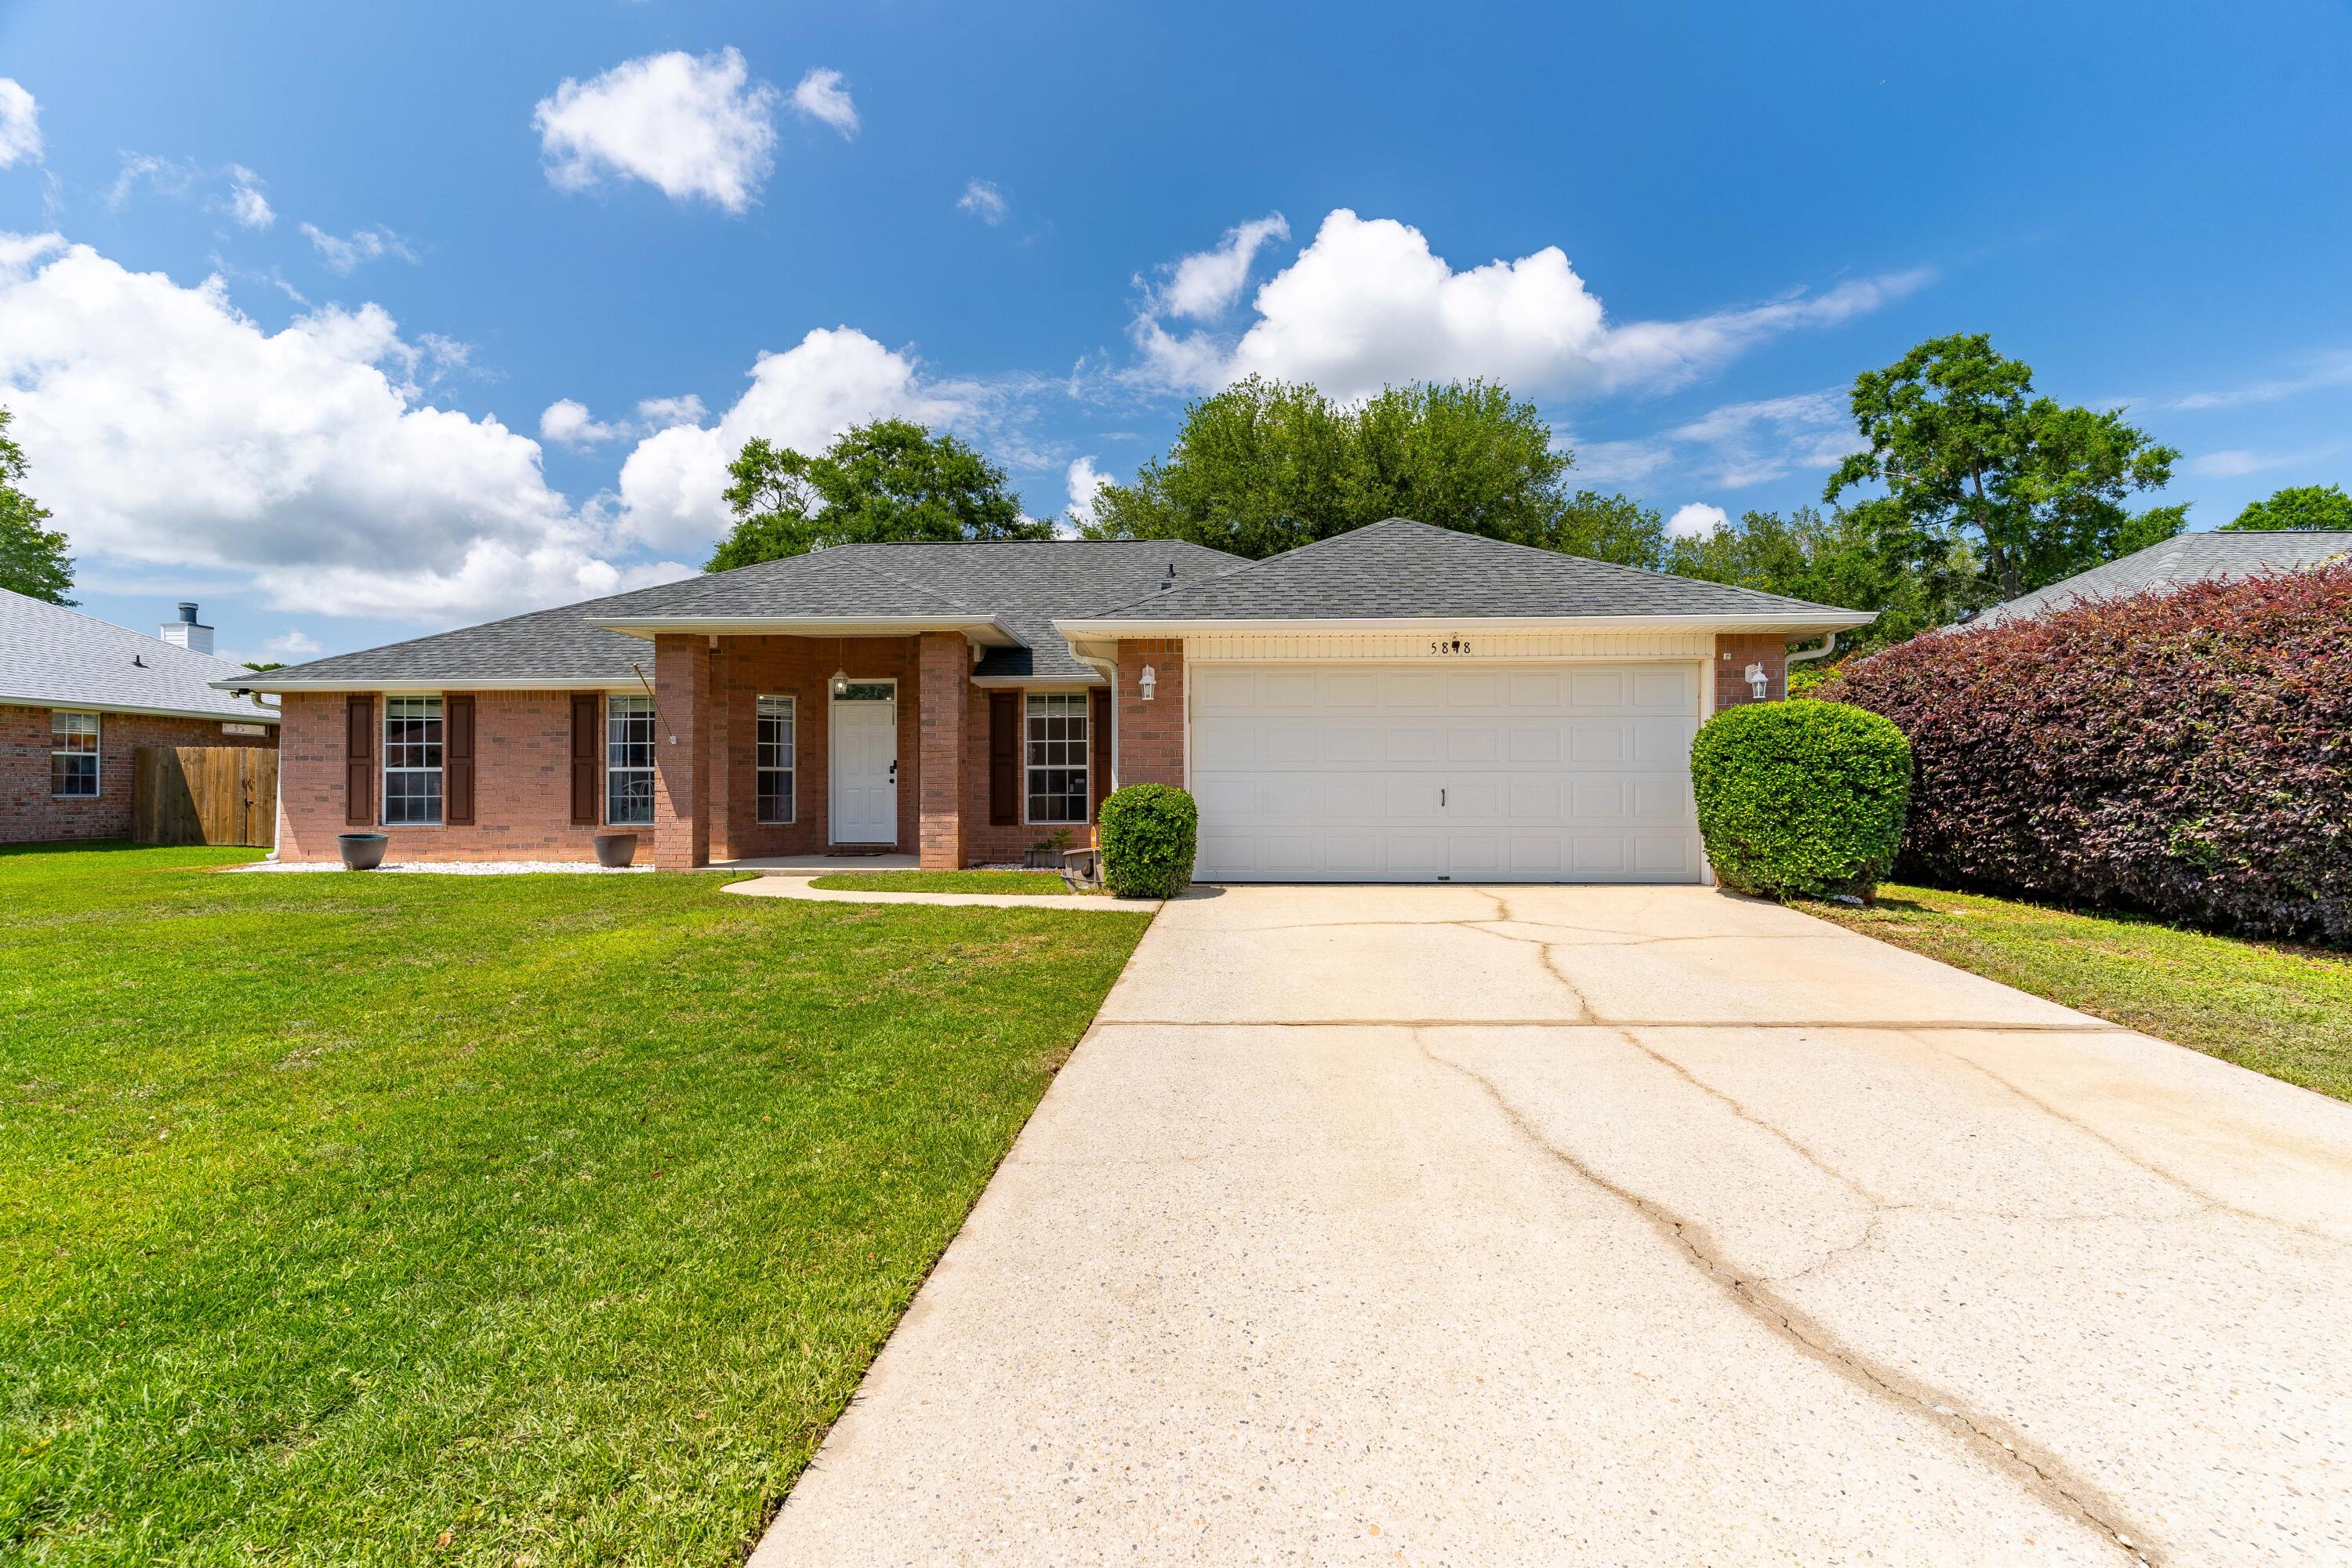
[
  {"left": 211, "top": 676, "right": 636, "bottom": 695},
  {"left": 5, "top": 692, "right": 280, "bottom": 724},
  {"left": 588, "top": 613, "right": 1022, "bottom": 647},
  {"left": 1054, "top": 611, "right": 1879, "bottom": 638}
]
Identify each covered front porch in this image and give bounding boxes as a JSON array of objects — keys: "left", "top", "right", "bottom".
[{"left": 637, "top": 629, "right": 1103, "bottom": 872}]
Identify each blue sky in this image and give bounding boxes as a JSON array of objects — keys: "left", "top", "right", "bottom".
[{"left": 3, "top": 0, "right": 2349, "bottom": 664}]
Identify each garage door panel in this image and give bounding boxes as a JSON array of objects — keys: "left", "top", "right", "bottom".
[{"left": 1191, "top": 661, "right": 1703, "bottom": 884}]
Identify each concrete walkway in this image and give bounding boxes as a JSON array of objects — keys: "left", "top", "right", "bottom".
[{"left": 751, "top": 884, "right": 2352, "bottom": 1567}]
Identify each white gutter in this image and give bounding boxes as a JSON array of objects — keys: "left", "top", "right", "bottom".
[
  {"left": 1070, "top": 651, "right": 1120, "bottom": 790},
  {"left": 212, "top": 677, "right": 635, "bottom": 695}
]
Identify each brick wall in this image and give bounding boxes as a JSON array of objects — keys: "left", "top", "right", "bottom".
[
  {"left": 960, "top": 685, "right": 1104, "bottom": 867},
  {"left": 916, "top": 633, "right": 966, "bottom": 870},
  {"left": 276, "top": 690, "right": 637, "bottom": 863},
  {"left": 1113, "top": 640, "right": 1186, "bottom": 788},
  {"left": 704, "top": 634, "right": 920, "bottom": 862},
  {"left": 1712, "top": 633, "right": 1789, "bottom": 710},
  {"left": 2, "top": 704, "right": 278, "bottom": 846}
]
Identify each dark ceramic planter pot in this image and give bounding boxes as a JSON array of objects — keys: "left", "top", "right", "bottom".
[
  {"left": 593, "top": 832, "right": 639, "bottom": 869},
  {"left": 337, "top": 832, "right": 389, "bottom": 871}
]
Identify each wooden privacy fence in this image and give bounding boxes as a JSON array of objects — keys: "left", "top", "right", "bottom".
[{"left": 134, "top": 746, "right": 278, "bottom": 848}]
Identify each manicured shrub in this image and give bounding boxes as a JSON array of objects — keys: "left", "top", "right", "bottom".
[
  {"left": 1824, "top": 563, "right": 2352, "bottom": 946},
  {"left": 1690, "top": 700, "right": 1913, "bottom": 900},
  {"left": 1097, "top": 783, "right": 1198, "bottom": 898}
]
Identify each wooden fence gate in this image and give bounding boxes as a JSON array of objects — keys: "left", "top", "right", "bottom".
[{"left": 134, "top": 746, "right": 279, "bottom": 848}]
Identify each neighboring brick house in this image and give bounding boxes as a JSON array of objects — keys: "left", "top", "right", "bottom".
[
  {"left": 2, "top": 592, "right": 280, "bottom": 846},
  {"left": 229, "top": 522, "right": 1870, "bottom": 882}
]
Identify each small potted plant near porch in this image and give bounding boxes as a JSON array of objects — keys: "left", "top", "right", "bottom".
[
  {"left": 336, "top": 832, "right": 389, "bottom": 871},
  {"left": 1023, "top": 828, "right": 1073, "bottom": 870},
  {"left": 593, "top": 831, "right": 639, "bottom": 869}
]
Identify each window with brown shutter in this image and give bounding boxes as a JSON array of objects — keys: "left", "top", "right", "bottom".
[
  {"left": 344, "top": 693, "right": 374, "bottom": 826},
  {"left": 1090, "top": 688, "right": 1112, "bottom": 821},
  {"left": 988, "top": 691, "right": 1018, "bottom": 825},
  {"left": 569, "top": 694, "right": 599, "bottom": 826},
  {"left": 444, "top": 695, "right": 476, "bottom": 826}
]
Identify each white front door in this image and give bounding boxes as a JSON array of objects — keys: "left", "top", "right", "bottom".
[
  {"left": 829, "top": 683, "right": 898, "bottom": 844},
  {"left": 1189, "top": 662, "right": 1703, "bottom": 883}
]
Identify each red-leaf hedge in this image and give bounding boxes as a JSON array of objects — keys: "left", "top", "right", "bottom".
[{"left": 1824, "top": 562, "right": 2352, "bottom": 946}]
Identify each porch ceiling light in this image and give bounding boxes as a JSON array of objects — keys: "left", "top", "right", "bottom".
[{"left": 831, "top": 668, "right": 850, "bottom": 698}]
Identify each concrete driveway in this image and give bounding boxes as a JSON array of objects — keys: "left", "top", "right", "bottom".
[{"left": 753, "top": 884, "right": 2352, "bottom": 1566}]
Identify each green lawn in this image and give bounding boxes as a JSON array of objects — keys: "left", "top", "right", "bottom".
[
  {"left": 1804, "top": 882, "right": 2352, "bottom": 1102},
  {"left": 0, "top": 844, "right": 1149, "bottom": 1566},
  {"left": 808, "top": 869, "right": 1069, "bottom": 896}
]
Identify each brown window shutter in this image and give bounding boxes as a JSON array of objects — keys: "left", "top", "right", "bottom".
[
  {"left": 570, "top": 694, "right": 599, "bottom": 826},
  {"left": 1090, "top": 688, "right": 1112, "bottom": 822},
  {"left": 988, "top": 691, "right": 1018, "bottom": 826},
  {"left": 344, "top": 693, "right": 374, "bottom": 826},
  {"left": 444, "top": 695, "right": 476, "bottom": 826}
]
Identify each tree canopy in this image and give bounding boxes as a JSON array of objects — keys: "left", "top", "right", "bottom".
[
  {"left": 1824, "top": 333, "right": 2183, "bottom": 602},
  {"left": 0, "top": 406, "right": 74, "bottom": 605},
  {"left": 2223, "top": 483, "right": 2352, "bottom": 532},
  {"left": 1081, "top": 376, "right": 1666, "bottom": 568},
  {"left": 706, "top": 419, "right": 1050, "bottom": 571},
  {"left": 1664, "top": 506, "right": 1973, "bottom": 653}
]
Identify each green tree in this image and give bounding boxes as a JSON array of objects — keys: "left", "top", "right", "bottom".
[
  {"left": 1083, "top": 376, "right": 1666, "bottom": 568},
  {"left": 2223, "top": 483, "right": 2352, "bottom": 532},
  {"left": 0, "top": 406, "right": 74, "bottom": 604},
  {"left": 1824, "top": 333, "right": 2183, "bottom": 601},
  {"left": 706, "top": 419, "right": 1049, "bottom": 571},
  {"left": 1665, "top": 506, "right": 1976, "bottom": 661}
]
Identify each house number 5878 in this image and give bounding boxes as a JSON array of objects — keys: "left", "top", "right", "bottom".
[{"left": 1429, "top": 637, "right": 1472, "bottom": 655}]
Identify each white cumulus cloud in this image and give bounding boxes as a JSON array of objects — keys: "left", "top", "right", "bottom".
[
  {"left": 612, "top": 327, "right": 974, "bottom": 552},
  {"left": 535, "top": 48, "right": 780, "bottom": 213},
  {"left": 1668, "top": 503, "right": 1731, "bottom": 539},
  {"left": 1065, "top": 456, "right": 1112, "bottom": 527},
  {"left": 0, "top": 233, "right": 688, "bottom": 624},
  {"left": 0, "top": 79, "right": 42, "bottom": 168},
  {"left": 1146, "top": 212, "right": 1288, "bottom": 321},
  {"left": 789, "top": 67, "right": 858, "bottom": 136},
  {"left": 1134, "top": 209, "right": 1929, "bottom": 403},
  {"left": 539, "top": 397, "right": 627, "bottom": 447},
  {"left": 956, "top": 179, "right": 1007, "bottom": 225}
]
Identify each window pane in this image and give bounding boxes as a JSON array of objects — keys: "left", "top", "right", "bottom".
[
  {"left": 756, "top": 695, "right": 794, "bottom": 823},
  {"left": 607, "top": 769, "right": 655, "bottom": 826},
  {"left": 838, "top": 681, "right": 894, "bottom": 702},
  {"left": 384, "top": 769, "right": 441, "bottom": 825},
  {"left": 52, "top": 711, "right": 99, "bottom": 752},
  {"left": 51, "top": 753, "right": 98, "bottom": 797},
  {"left": 1025, "top": 692, "right": 1088, "bottom": 823}
]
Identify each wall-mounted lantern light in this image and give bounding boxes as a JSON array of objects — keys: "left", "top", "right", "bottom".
[
  {"left": 1744, "top": 662, "right": 1769, "bottom": 702},
  {"left": 830, "top": 668, "right": 850, "bottom": 699},
  {"left": 1138, "top": 665, "right": 1158, "bottom": 701}
]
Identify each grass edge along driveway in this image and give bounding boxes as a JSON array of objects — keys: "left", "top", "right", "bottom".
[
  {"left": 1804, "top": 880, "right": 2351, "bottom": 1102},
  {"left": 0, "top": 844, "right": 1148, "bottom": 1566}
]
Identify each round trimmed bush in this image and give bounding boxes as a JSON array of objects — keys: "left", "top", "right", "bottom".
[
  {"left": 1690, "top": 700, "right": 1912, "bottom": 900},
  {"left": 1097, "top": 783, "right": 1199, "bottom": 898}
]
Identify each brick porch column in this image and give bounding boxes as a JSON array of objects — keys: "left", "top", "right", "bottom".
[
  {"left": 916, "top": 632, "right": 967, "bottom": 869},
  {"left": 653, "top": 633, "right": 710, "bottom": 869}
]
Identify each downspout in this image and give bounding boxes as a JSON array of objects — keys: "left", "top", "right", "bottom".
[
  {"left": 1784, "top": 633, "right": 1838, "bottom": 669},
  {"left": 1073, "top": 648, "right": 1119, "bottom": 792}
]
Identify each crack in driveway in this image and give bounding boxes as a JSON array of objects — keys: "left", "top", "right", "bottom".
[{"left": 1410, "top": 1025, "right": 2158, "bottom": 1566}]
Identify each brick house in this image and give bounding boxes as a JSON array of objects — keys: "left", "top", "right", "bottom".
[
  {"left": 227, "top": 522, "right": 1869, "bottom": 881},
  {"left": 2, "top": 592, "right": 280, "bottom": 846}
]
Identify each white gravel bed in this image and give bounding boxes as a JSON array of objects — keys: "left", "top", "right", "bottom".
[{"left": 228, "top": 859, "right": 651, "bottom": 875}]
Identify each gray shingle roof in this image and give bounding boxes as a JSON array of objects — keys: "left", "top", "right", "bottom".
[
  {"left": 1976, "top": 531, "right": 2352, "bottom": 626},
  {"left": 0, "top": 589, "right": 280, "bottom": 722},
  {"left": 234, "top": 539, "right": 1250, "bottom": 688},
  {"left": 1073, "top": 518, "right": 1871, "bottom": 624}
]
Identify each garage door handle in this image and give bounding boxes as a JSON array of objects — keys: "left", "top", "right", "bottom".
[{"left": 1440, "top": 788, "right": 1446, "bottom": 807}]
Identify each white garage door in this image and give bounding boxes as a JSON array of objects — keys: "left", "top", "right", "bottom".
[{"left": 1189, "top": 662, "right": 1704, "bottom": 883}]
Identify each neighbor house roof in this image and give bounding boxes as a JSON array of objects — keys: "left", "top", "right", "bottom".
[
  {"left": 1058, "top": 519, "right": 1877, "bottom": 634},
  {"left": 0, "top": 588, "right": 280, "bottom": 723},
  {"left": 223, "top": 539, "right": 1250, "bottom": 691},
  {"left": 1974, "top": 530, "right": 2352, "bottom": 627}
]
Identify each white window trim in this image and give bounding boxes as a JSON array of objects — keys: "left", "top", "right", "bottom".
[
  {"left": 756, "top": 693, "right": 796, "bottom": 826},
  {"left": 381, "top": 693, "right": 445, "bottom": 827},
  {"left": 50, "top": 710, "right": 100, "bottom": 799},
  {"left": 1022, "top": 689, "right": 1091, "bottom": 828},
  {"left": 606, "top": 692, "right": 657, "bottom": 828}
]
